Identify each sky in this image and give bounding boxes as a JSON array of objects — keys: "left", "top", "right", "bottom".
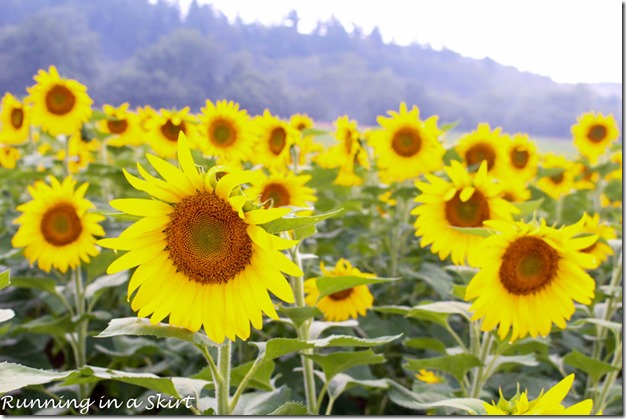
[{"left": 176, "top": 0, "right": 623, "bottom": 85}]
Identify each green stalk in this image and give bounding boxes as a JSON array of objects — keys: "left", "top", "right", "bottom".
[
  {"left": 216, "top": 341, "right": 232, "bottom": 415},
  {"left": 469, "top": 331, "right": 493, "bottom": 398},
  {"left": 71, "top": 268, "right": 88, "bottom": 399}
]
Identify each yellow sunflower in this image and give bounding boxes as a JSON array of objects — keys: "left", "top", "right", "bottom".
[
  {"left": 498, "top": 133, "right": 539, "bottom": 181},
  {"left": 304, "top": 259, "right": 374, "bottom": 322},
  {"left": 455, "top": 122, "right": 507, "bottom": 175},
  {"left": 483, "top": 374, "right": 593, "bottom": 415},
  {"left": 369, "top": 102, "right": 444, "bottom": 183},
  {"left": 98, "top": 133, "right": 300, "bottom": 343},
  {"left": 572, "top": 161, "right": 599, "bottom": 191},
  {"left": 579, "top": 212, "right": 616, "bottom": 268},
  {"left": 12, "top": 175, "right": 105, "bottom": 273},
  {"left": 500, "top": 178, "right": 531, "bottom": 203},
  {"left": 289, "top": 113, "right": 323, "bottom": 165},
  {"left": 465, "top": 218, "right": 597, "bottom": 342},
  {"left": 415, "top": 369, "right": 443, "bottom": 384},
  {"left": 252, "top": 110, "right": 299, "bottom": 171},
  {"left": 146, "top": 107, "right": 197, "bottom": 159},
  {"left": 96, "top": 103, "right": 142, "bottom": 147},
  {"left": 536, "top": 154, "right": 575, "bottom": 199},
  {"left": 412, "top": 160, "right": 519, "bottom": 266},
  {"left": 26, "top": 65, "right": 92, "bottom": 136},
  {"left": 605, "top": 150, "right": 622, "bottom": 181},
  {"left": 197, "top": 100, "right": 256, "bottom": 165},
  {"left": 315, "top": 116, "right": 369, "bottom": 186},
  {"left": 0, "top": 146, "right": 20, "bottom": 169},
  {"left": 136, "top": 105, "right": 157, "bottom": 134},
  {"left": 56, "top": 132, "right": 99, "bottom": 174},
  {"left": 571, "top": 112, "right": 620, "bottom": 165},
  {"left": 246, "top": 171, "right": 317, "bottom": 209},
  {"left": 0, "top": 93, "right": 30, "bottom": 145}
]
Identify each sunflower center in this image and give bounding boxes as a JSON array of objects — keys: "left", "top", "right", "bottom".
[
  {"left": 161, "top": 119, "right": 186, "bottom": 142},
  {"left": 444, "top": 190, "right": 490, "bottom": 228},
  {"left": 499, "top": 236, "right": 558, "bottom": 295},
  {"left": 210, "top": 119, "right": 236, "bottom": 147},
  {"left": 260, "top": 183, "right": 291, "bottom": 208},
  {"left": 45, "top": 85, "right": 76, "bottom": 116},
  {"left": 587, "top": 124, "right": 607, "bottom": 143},
  {"left": 549, "top": 172, "right": 564, "bottom": 185},
  {"left": 344, "top": 133, "right": 353, "bottom": 155},
  {"left": 40, "top": 203, "right": 83, "bottom": 246},
  {"left": 328, "top": 288, "right": 353, "bottom": 300},
  {"left": 465, "top": 143, "right": 496, "bottom": 170},
  {"left": 269, "top": 127, "right": 287, "bottom": 155},
  {"left": 165, "top": 192, "right": 252, "bottom": 284},
  {"left": 391, "top": 127, "right": 422, "bottom": 157},
  {"left": 511, "top": 147, "right": 529, "bottom": 169},
  {"left": 107, "top": 119, "right": 128, "bottom": 134},
  {"left": 10, "top": 108, "right": 24, "bottom": 129}
]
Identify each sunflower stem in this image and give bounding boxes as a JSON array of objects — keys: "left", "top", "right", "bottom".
[
  {"left": 288, "top": 243, "right": 318, "bottom": 415},
  {"left": 229, "top": 357, "right": 262, "bottom": 413},
  {"left": 555, "top": 196, "right": 564, "bottom": 224},
  {"left": 594, "top": 338, "right": 622, "bottom": 414},
  {"left": 71, "top": 267, "right": 88, "bottom": 399},
  {"left": 215, "top": 340, "right": 232, "bottom": 415},
  {"left": 469, "top": 331, "right": 493, "bottom": 398}
]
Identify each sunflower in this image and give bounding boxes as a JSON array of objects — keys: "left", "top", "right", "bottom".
[
  {"left": 571, "top": 111, "right": 620, "bottom": 165},
  {"left": 0, "top": 146, "right": 20, "bottom": 169},
  {"left": 412, "top": 161, "right": 519, "bottom": 266},
  {"left": 536, "top": 154, "right": 575, "bottom": 199},
  {"left": 26, "top": 66, "right": 92, "bottom": 136},
  {"left": 483, "top": 374, "right": 593, "bottom": 415},
  {"left": 465, "top": 218, "right": 597, "bottom": 342},
  {"left": 455, "top": 123, "right": 507, "bottom": 175},
  {"left": 146, "top": 107, "right": 197, "bottom": 159},
  {"left": 304, "top": 258, "right": 374, "bottom": 322},
  {"left": 571, "top": 161, "right": 599, "bottom": 191},
  {"left": 0, "top": 93, "right": 29, "bottom": 145},
  {"left": 289, "top": 113, "right": 323, "bottom": 165},
  {"left": 136, "top": 105, "right": 157, "bottom": 134},
  {"left": 499, "top": 178, "right": 531, "bottom": 203},
  {"left": 12, "top": 175, "right": 105, "bottom": 273},
  {"left": 605, "top": 150, "right": 622, "bottom": 181},
  {"left": 246, "top": 171, "right": 317, "bottom": 209},
  {"left": 315, "top": 116, "right": 369, "bottom": 186},
  {"left": 579, "top": 212, "right": 616, "bottom": 268},
  {"left": 98, "top": 133, "right": 300, "bottom": 343},
  {"left": 252, "top": 110, "right": 299, "bottom": 171},
  {"left": 499, "top": 133, "right": 538, "bottom": 181},
  {"left": 415, "top": 369, "right": 443, "bottom": 385},
  {"left": 96, "top": 103, "right": 142, "bottom": 147},
  {"left": 197, "top": 100, "right": 256, "bottom": 165},
  {"left": 56, "top": 132, "right": 99, "bottom": 174},
  {"left": 369, "top": 102, "right": 444, "bottom": 183}
]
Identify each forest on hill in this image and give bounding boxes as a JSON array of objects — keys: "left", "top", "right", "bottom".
[{"left": 0, "top": 0, "right": 621, "bottom": 137}]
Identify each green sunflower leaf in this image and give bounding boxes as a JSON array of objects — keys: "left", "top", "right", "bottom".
[
  {"left": 372, "top": 305, "right": 411, "bottom": 316},
  {"left": 314, "top": 275, "right": 398, "bottom": 302},
  {"left": 231, "top": 386, "right": 292, "bottom": 415},
  {"left": 231, "top": 360, "right": 275, "bottom": 392},
  {"left": 326, "top": 373, "right": 389, "bottom": 400},
  {"left": 404, "top": 337, "right": 448, "bottom": 354},
  {"left": 96, "top": 317, "right": 216, "bottom": 347},
  {"left": 268, "top": 401, "right": 308, "bottom": 415},
  {"left": 84, "top": 272, "right": 129, "bottom": 300},
  {"left": 278, "top": 305, "right": 323, "bottom": 328},
  {"left": 260, "top": 208, "right": 344, "bottom": 234},
  {"left": 309, "top": 333, "right": 402, "bottom": 348},
  {"left": 305, "top": 348, "right": 385, "bottom": 380},
  {"left": 249, "top": 338, "right": 313, "bottom": 363},
  {"left": 10, "top": 276, "right": 61, "bottom": 298},
  {"left": 407, "top": 301, "right": 472, "bottom": 327},
  {"left": 403, "top": 353, "right": 483, "bottom": 384},
  {"left": 0, "top": 362, "right": 73, "bottom": 393},
  {"left": 0, "top": 270, "right": 9, "bottom": 289},
  {"left": 512, "top": 198, "right": 544, "bottom": 217},
  {"left": 563, "top": 349, "right": 619, "bottom": 383}
]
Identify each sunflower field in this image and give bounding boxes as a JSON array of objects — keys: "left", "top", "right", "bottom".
[{"left": 0, "top": 65, "right": 622, "bottom": 415}]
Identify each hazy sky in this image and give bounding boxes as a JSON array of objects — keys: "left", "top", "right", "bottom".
[{"left": 178, "top": 0, "right": 623, "bottom": 84}]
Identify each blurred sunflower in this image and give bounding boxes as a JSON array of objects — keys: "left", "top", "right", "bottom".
[
  {"left": 252, "top": 110, "right": 299, "bottom": 171},
  {"left": 455, "top": 122, "right": 506, "bottom": 174},
  {"left": 315, "top": 116, "right": 369, "bottom": 185},
  {"left": 483, "top": 374, "right": 593, "bottom": 415},
  {"left": 499, "top": 178, "right": 531, "bottom": 203},
  {"left": 98, "top": 133, "right": 300, "bottom": 343},
  {"left": 415, "top": 369, "right": 443, "bottom": 384},
  {"left": 197, "top": 100, "right": 256, "bottom": 165},
  {"left": 0, "top": 92, "right": 29, "bottom": 145},
  {"left": 500, "top": 133, "right": 539, "bottom": 181},
  {"left": 289, "top": 113, "right": 323, "bottom": 165},
  {"left": 536, "top": 154, "right": 575, "bottom": 199},
  {"left": 412, "top": 160, "right": 519, "bottom": 266},
  {"left": 146, "top": 107, "right": 197, "bottom": 158},
  {"left": 246, "top": 171, "right": 317, "bottom": 209},
  {"left": 571, "top": 112, "right": 620, "bottom": 165},
  {"left": 97, "top": 103, "right": 142, "bottom": 147},
  {"left": 136, "top": 105, "right": 157, "bottom": 134},
  {"left": 304, "top": 258, "right": 374, "bottom": 322},
  {"left": 0, "top": 146, "right": 20, "bottom": 169},
  {"left": 26, "top": 65, "right": 92, "bottom": 136},
  {"left": 465, "top": 218, "right": 597, "bottom": 342},
  {"left": 56, "top": 132, "right": 99, "bottom": 174},
  {"left": 579, "top": 212, "right": 616, "bottom": 268},
  {"left": 369, "top": 102, "right": 444, "bottom": 183},
  {"left": 12, "top": 175, "right": 105, "bottom": 273},
  {"left": 605, "top": 150, "right": 622, "bottom": 181},
  {"left": 571, "top": 161, "right": 599, "bottom": 191}
]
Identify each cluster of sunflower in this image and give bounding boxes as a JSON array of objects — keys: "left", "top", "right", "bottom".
[{"left": 0, "top": 65, "right": 622, "bottom": 415}]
